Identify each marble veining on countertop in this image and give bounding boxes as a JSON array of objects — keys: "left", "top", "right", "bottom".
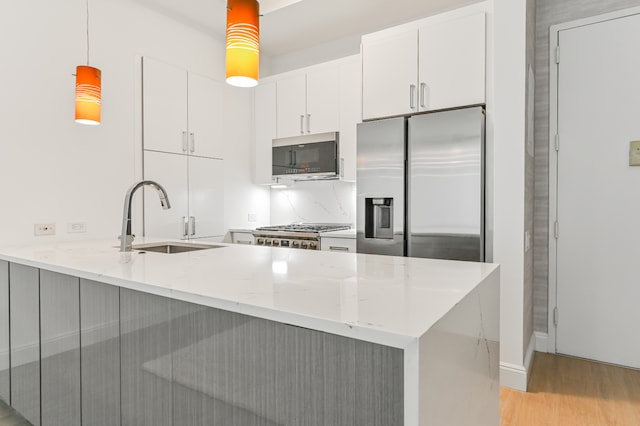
[{"left": 0, "top": 238, "right": 498, "bottom": 348}]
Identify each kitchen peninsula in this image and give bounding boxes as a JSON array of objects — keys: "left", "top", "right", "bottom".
[{"left": 0, "top": 239, "right": 499, "bottom": 426}]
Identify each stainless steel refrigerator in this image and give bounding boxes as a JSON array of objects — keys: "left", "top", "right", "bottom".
[{"left": 356, "top": 106, "right": 485, "bottom": 261}]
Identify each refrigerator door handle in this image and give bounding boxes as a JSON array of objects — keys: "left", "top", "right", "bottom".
[
  {"left": 419, "top": 83, "right": 427, "bottom": 109},
  {"left": 409, "top": 84, "right": 417, "bottom": 110}
]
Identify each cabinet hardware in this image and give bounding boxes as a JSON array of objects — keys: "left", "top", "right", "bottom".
[
  {"left": 182, "top": 131, "right": 188, "bottom": 152},
  {"left": 189, "top": 133, "right": 195, "bottom": 153},
  {"left": 340, "top": 158, "right": 344, "bottom": 178},
  {"left": 300, "top": 115, "right": 305, "bottom": 134},
  {"left": 420, "top": 82, "right": 427, "bottom": 108},
  {"left": 306, "top": 114, "right": 311, "bottom": 134},
  {"left": 190, "top": 216, "right": 196, "bottom": 236},
  {"left": 182, "top": 216, "right": 188, "bottom": 237},
  {"left": 410, "top": 84, "right": 417, "bottom": 109},
  {"left": 289, "top": 150, "right": 293, "bottom": 167},
  {"left": 329, "top": 246, "right": 349, "bottom": 252}
]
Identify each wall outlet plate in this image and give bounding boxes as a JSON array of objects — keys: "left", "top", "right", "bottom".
[
  {"left": 34, "top": 223, "right": 56, "bottom": 236},
  {"left": 67, "top": 222, "right": 88, "bottom": 233},
  {"left": 630, "top": 141, "right": 640, "bottom": 166}
]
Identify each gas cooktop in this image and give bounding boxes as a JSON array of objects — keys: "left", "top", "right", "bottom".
[
  {"left": 252, "top": 224, "right": 352, "bottom": 250},
  {"left": 255, "top": 224, "right": 351, "bottom": 233}
]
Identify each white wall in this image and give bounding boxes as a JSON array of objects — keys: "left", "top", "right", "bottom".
[
  {"left": 493, "top": 0, "right": 528, "bottom": 390},
  {"left": 0, "top": 0, "right": 267, "bottom": 246}
]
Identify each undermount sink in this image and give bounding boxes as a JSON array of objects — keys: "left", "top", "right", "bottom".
[{"left": 132, "top": 242, "right": 224, "bottom": 254}]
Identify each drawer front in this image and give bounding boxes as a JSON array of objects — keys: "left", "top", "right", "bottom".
[
  {"left": 231, "top": 232, "right": 255, "bottom": 245},
  {"left": 320, "top": 237, "right": 356, "bottom": 252}
]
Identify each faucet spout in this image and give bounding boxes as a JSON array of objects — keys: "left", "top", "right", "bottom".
[{"left": 120, "top": 180, "right": 171, "bottom": 252}]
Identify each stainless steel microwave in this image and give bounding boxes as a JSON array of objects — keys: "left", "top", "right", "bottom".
[{"left": 272, "top": 132, "right": 339, "bottom": 180}]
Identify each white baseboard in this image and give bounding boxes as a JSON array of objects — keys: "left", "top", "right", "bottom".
[
  {"left": 500, "top": 332, "right": 536, "bottom": 391},
  {"left": 535, "top": 331, "right": 550, "bottom": 353}
]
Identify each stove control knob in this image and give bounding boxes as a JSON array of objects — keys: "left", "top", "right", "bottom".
[
  {"left": 272, "top": 240, "right": 280, "bottom": 246},
  {"left": 292, "top": 241, "right": 300, "bottom": 248},
  {"left": 265, "top": 239, "right": 272, "bottom": 245},
  {"left": 301, "top": 242, "right": 308, "bottom": 249},
  {"left": 309, "top": 242, "right": 317, "bottom": 250},
  {"left": 257, "top": 239, "right": 264, "bottom": 245}
]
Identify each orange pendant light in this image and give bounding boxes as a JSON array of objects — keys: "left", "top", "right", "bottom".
[
  {"left": 226, "top": 0, "right": 260, "bottom": 87},
  {"left": 75, "top": 65, "right": 101, "bottom": 125},
  {"left": 75, "top": 0, "right": 101, "bottom": 125}
]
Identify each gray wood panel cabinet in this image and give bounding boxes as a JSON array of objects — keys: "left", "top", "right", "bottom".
[
  {"left": 80, "top": 279, "right": 120, "bottom": 426},
  {"left": 9, "top": 263, "right": 40, "bottom": 426},
  {"left": 120, "top": 288, "right": 172, "bottom": 426},
  {"left": 0, "top": 260, "right": 9, "bottom": 403},
  {"left": 40, "top": 270, "right": 81, "bottom": 426},
  {"left": 4, "top": 264, "right": 404, "bottom": 426}
]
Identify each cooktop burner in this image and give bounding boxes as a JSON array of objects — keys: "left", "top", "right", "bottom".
[{"left": 255, "top": 224, "right": 351, "bottom": 233}]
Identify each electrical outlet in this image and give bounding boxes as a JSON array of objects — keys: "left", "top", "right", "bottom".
[
  {"left": 67, "top": 222, "right": 88, "bottom": 233},
  {"left": 248, "top": 213, "right": 257, "bottom": 222},
  {"left": 630, "top": 141, "right": 640, "bottom": 166},
  {"left": 34, "top": 223, "right": 56, "bottom": 236}
]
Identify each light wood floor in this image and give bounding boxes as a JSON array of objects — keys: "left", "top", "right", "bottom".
[{"left": 501, "top": 352, "right": 640, "bottom": 425}]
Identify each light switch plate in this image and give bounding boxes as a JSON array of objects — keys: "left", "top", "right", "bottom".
[{"left": 630, "top": 141, "right": 640, "bottom": 166}]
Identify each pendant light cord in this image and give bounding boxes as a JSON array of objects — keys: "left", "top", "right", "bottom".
[{"left": 86, "top": 0, "right": 90, "bottom": 65}]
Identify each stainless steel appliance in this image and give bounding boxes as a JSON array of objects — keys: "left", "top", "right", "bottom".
[
  {"left": 272, "top": 132, "right": 339, "bottom": 180},
  {"left": 253, "top": 224, "right": 351, "bottom": 250},
  {"left": 357, "top": 106, "right": 485, "bottom": 261}
]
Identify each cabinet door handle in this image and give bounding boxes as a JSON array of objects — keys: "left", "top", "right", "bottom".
[
  {"left": 182, "top": 131, "right": 188, "bottom": 152},
  {"left": 300, "top": 115, "right": 305, "bottom": 134},
  {"left": 190, "top": 216, "right": 196, "bottom": 236},
  {"left": 329, "top": 246, "right": 349, "bottom": 252},
  {"left": 293, "top": 151, "right": 297, "bottom": 166},
  {"left": 420, "top": 82, "right": 427, "bottom": 109},
  {"left": 288, "top": 150, "right": 293, "bottom": 167},
  {"left": 182, "top": 216, "right": 188, "bottom": 237},
  {"left": 409, "top": 84, "right": 417, "bottom": 109},
  {"left": 189, "top": 133, "right": 195, "bottom": 153},
  {"left": 236, "top": 240, "right": 252, "bottom": 245},
  {"left": 306, "top": 114, "right": 311, "bottom": 134},
  {"left": 340, "top": 157, "right": 344, "bottom": 178}
]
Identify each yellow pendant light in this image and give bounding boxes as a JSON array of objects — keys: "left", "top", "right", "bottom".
[
  {"left": 75, "top": 0, "right": 102, "bottom": 125},
  {"left": 226, "top": 0, "right": 260, "bottom": 88}
]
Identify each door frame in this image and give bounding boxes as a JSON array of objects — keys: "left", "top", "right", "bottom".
[{"left": 548, "top": 5, "right": 640, "bottom": 354}]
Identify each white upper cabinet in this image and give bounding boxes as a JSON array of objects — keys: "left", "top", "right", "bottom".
[
  {"left": 362, "top": 10, "right": 486, "bottom": 120},
  {"left": 305, "top": 67, "right": 340, "bottom": 135},
  {"left": 142, "top": 57, "right": 188, "bottom": 155},
  {"left": 276, "top": 67, "right": 339, "bottom": 138},
  {"left": 143, "top": 57, "right": 224, "bottom": 159},
  {"left": 338, "top": 56, "right": 361, "bottom": 182},
  {"left": 362, "top": 30, "right": 418, "bottom": 120},
  {"left": 253, "top": 82, "right": 276, "bottom": 185},
  {"left": 418, "top": 13, "right": 485, "bottom": 111},
  {"left": 276, "top": 74, "right": 306, "bottom": 138},
  {"left": 187, "top": 72, "right": 224, "bottom": 159}
]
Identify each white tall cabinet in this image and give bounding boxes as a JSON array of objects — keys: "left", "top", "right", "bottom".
[
  {"left": 142, "top": 57, "right": 225, "bottom": 241},
  {"left": 362, "top": 11, "right": 486, "bottom": 120}
]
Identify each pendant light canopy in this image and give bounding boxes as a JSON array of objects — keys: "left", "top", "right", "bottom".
[
  {"left": 226, "top": 0, "right": 260, "bottom": 88},
  {"left": 75, "top": 65, "right": 101, "bottom": 125},
  {"left": 75, "top": 0, "right": 101, "bottom": 125}
]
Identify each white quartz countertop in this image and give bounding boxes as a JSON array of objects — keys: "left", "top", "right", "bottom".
[{"left": 0, "top": 239, "right": 498, "bottom": 349}]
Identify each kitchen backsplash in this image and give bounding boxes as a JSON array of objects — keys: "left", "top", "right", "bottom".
[{"left": 270, "top": 180, "right": 356, "bottom": 225}]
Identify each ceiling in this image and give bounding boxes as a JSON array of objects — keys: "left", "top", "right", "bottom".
[{"left": 129, "top": 0, "right": 479, "bottom": 57}]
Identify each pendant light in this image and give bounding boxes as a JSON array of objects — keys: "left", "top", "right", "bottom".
[
  {"left": 75, "top": 0, "right": 101, "bottom": 125},
  {"left": 226, "top": 0, "right": 260, "bottom": 88}
]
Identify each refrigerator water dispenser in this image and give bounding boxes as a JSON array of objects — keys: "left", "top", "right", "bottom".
[{"left": 365, "top": 198, "right": 394, "bottom": 239}]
